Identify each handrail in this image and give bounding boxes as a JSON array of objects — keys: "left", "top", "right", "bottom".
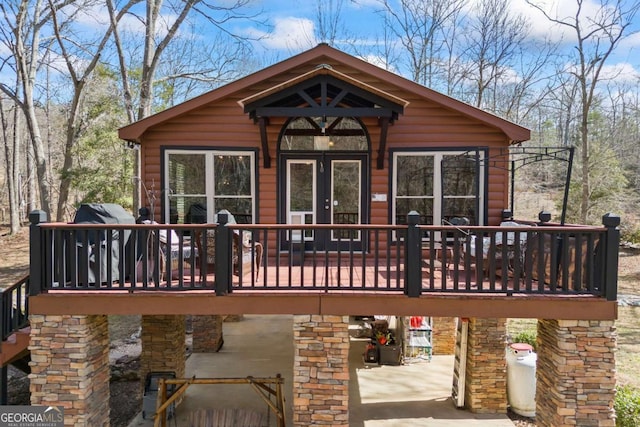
[
  {"left": 1, "top": 275, "right": 29, "bottom": 341},
  {"left": 28, "top": 210, "right": 620, "bottom": 300}
]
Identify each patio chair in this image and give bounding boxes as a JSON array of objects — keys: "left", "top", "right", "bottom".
[
  {"left": 158, "top": 228, "right": 196, "bottom": 279},
  {"left": 468, "top": 221, "right": 533, "bottom": 278},
  {"left": 195, "top": 211, "right": 263, "bottom": 282},
  {"left": 440, "top": 217, "right": 471, "bottom": 270}
]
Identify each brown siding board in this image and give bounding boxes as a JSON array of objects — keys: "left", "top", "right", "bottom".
[{"left": 138, "top": 51, "right": 522, "bottom": 230}]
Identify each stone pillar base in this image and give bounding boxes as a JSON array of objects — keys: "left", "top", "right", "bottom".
[
  {"left": 465, "top": 317, "right": 507, "bottom": 413},
  {"left": 140, "top": 315, "right": 186, "bottom": 390},
  {"left": 192, "top": 315, "right": 224, "bottom": 352},
  {"left": 293, "top": 315, "right": 349, "bottom": 426},
  {"left": 29, "top": 314, "right": 110, "bottom": 425},
  {"left": 536, "top": 319, "right": 616, "bottom": 427}
]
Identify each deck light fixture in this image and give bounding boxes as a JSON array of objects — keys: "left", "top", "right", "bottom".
[{"left": 538, "top": 210, "right": 551, "bottom": 224}]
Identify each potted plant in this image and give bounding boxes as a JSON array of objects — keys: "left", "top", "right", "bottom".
[{"left": 375, "top": 330, "right": 402, "bottom": 365}]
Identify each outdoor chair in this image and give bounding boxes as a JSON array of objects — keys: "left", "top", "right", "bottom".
[
  {"left": 194, "top": 211, "right": 263, "bottom": 283},
  {"left": 440, "top": 217, "right": 471, "bottom": 271},
  {"left": 467, "top": 221, "right": 533, "bottom": 278},
  {"left": 158, "top": 228, "right": 196, "bottom": 279}
]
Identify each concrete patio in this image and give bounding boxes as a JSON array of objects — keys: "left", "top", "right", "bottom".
[{"left": 127, "top": 315, "right": 516, "bottom": 427}]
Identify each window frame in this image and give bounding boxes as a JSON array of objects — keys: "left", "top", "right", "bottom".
[
  {"left": 391, "top": 149, "right": 486, "bottom": 237},
  {"left": 162, "top": 148, "right": 257, "bottom": 224}
]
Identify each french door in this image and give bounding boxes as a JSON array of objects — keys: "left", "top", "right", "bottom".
[{"left": 283, "top": 154, "right": 368, "bottom": 251}]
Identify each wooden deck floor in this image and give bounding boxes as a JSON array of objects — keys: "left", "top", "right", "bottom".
[
  {"left": 133, "top": 257, "right": 549, "bottom": 295},
  {"left": 33, "top": 255, "right": 617, "bottom": 320}
]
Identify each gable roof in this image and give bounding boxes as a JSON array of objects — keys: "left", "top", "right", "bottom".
[
  {"left": 119, "top": 43, "right": 530, "bottom": 142},
  {"left": 240, "top": 64, "right": 408, "bottom": 123}
]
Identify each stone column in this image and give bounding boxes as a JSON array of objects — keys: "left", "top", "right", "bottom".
[
  {"left": 432, "top": 317, "right": 457, "bottom": 355},
  {"left": 536, "top": 319, "right": 616, "bottom": 427},
  {"left": 191, "top": 315, "right": 224, "bottom": 352},
  {"left": 293, "top": 315, "right": 349, "bottom": 427},
  {"left": 140, "top": 315, "right": 186, "bottom": 387},
  {"left": 464, "top": 317, "right": 507, "bottom": 413},
  {"left": 29, "top": 315, "right": 110, "bottom": 426}
]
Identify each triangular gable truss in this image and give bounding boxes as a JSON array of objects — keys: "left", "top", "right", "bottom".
[{"left": 241, "top": 68, "right": 406, "bottom": 168}]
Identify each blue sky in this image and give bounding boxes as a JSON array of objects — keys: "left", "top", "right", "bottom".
[
  {"left": 233, "top": 0, "right": 640, "bottom": 84},
  {"left": 2, "top": 0, "right": 638, "bottom": 103}
]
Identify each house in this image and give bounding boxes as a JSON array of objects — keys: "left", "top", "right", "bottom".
[{"left": 19, "top": 44, "right": 618, "bottom": 426}]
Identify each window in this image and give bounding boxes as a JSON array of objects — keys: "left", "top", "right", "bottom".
[
  {"left": 165, "top": 150, "right": 256, "bottom": 224},
  {"left": 280, "top": 116, "right": 368, "bottom": 151},
  {"left": 392, "top": 151, "right": 484, "bottom": 230}
]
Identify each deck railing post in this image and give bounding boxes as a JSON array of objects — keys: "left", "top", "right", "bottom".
[
  {"left": 215, "top": 213, "right": 232, "bottom": 295},
  {"left": 405, "top": 211, "right": 422, "bottom": 297},
  {"left": 29, "top": 210, "right": 48, "bottom": 296},
  {"left": 602, "top": 213, "right": 620, "bottom": 301}
]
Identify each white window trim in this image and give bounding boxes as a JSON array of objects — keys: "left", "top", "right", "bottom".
[
  {"left": 392, "top": 150, "right": 485, "bottom": 228},
  {"left": 164, "top": 149, "right": 256, "bottom": 223},
  {"left": 286, "top": 159, "right": 316, "bottom": 241}
]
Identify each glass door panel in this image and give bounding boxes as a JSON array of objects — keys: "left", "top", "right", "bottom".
[
  {"left": 287, "top": 160, "right": 315, "bottom": 241},
  {"left": 331, "top": 160, "right": 361, "bottom": 241},
  {"left": 284, "top": 155, "right": 367, "bottom": 251}
]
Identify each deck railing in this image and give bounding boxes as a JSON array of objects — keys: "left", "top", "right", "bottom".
[
  {"left": 28, "top": 210, "right": 620, "bottom": 300},
  {"left": 1, "top": 276, "right": 29, "bottom": 340}
]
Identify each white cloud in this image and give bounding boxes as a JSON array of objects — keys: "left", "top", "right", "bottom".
[
  {"left": 249, "top": 17, "right": 317, "bottom": 51},
  {"left": 619, "top": 31, "right": 640, "bottom": 50},
  {"left": 522, "top": 0, "right": 631, "bottom": 44},
  {"left": 599, "top": 62, "right": 640, "bottom": 83},
  {"left": 463, "top": 0, "right": 617, "bottom": 44},
  {"left": 499, "top": 67, "right": 522, "bottom": 85},
  {"left": 358, "top": 54, "right": 398, "bottom": 73}
]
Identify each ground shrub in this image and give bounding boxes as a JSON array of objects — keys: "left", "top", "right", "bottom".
[
  {"left": 615, "top": 384, "right": 640, "bottom": 427},
  {"left": 621, "top": 223, "right": 640, "bottom": 245}
]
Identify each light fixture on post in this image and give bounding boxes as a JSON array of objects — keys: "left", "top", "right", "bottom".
[
  {"left": 314, "top": 136, "right": 330, "bottom": 150},
  {"left": 125, "top": 140, "right": 140, "bottom": 150}
]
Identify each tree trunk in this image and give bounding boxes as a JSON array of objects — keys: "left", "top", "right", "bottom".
[
  {"left": 13, "top": 0, "right": 51, "bottom": 217},
  {"left": 580, "top": 105, "right": 590, "bottom": 224},
  {"left": 0, "top": 99, "right": 21, "bottom": 234},
  {"left": 22, "top": 97, "right": 51, "bottom": 217},
  {"left": 56, "top": 88, "right": 84, "bottom": 222}
]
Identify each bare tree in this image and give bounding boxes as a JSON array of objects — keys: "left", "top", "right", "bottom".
[
  {"left": 154, "top": 25, "right": 252, "bottom": 107},
  {"left": 461, "top": 0, "right": 528, "bottom": 110},
  {"left": 380, "top": 0, "right": 465, "bottom": 87},
  {"left": 314, "top": 0, "right": 345, "bottom": 44},
  {"left": 349, "top": 12, "right": 401, "bottom": 74},
  {"left": 0, "top": 95, "right": 23, "bottom": 233},
  {"left": 108, "top": 0, "right": 256, "bottom": 212},
  {"left": 527, "top": 0, "right": 640, "bottom": 223},
  {"left": 439, "top": 4, "right": 466, "bottom": 97},
  {"left": 0, "top": 0, "right": 67, "bottom": 218},
  {"left": 47, "top": 0, "right": 139, "bottom": 220},
  {"left": 492, "top": 37, "right": 557, "bottom": 123}
]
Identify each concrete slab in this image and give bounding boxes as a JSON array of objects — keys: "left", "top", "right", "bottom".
[{"left": 127, "top": 315, "right": 514, "bottom": 427}]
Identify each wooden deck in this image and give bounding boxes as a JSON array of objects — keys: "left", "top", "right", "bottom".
[
  {"left": 47, "top": 256, "right": 552, "bottom": 295},
  {"left": 28, "top": 255, "right": 617, "bottom": 321},
  {"left": 28, "top": 219, "right": 619, "bottom": 319}
]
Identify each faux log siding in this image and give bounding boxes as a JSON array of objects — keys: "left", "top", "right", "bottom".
[{"left": 140, "top": 61, "right": 512, "bottom": 227}]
